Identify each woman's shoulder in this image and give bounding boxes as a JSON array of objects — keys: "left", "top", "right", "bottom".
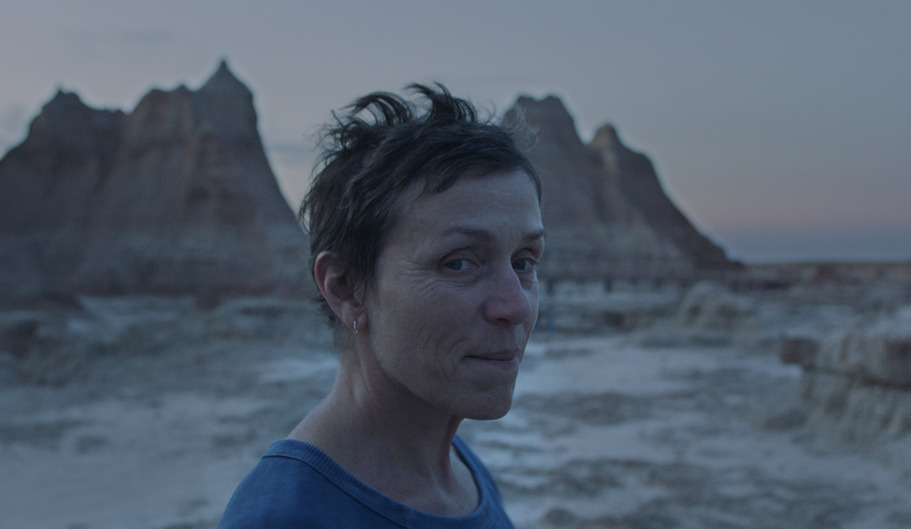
[
  {"left": 218, "top": 437, "right": 513, "bottom": 528},
  {"left": 216, "top": 440, "right": 339, "bottom": 528},
  {"left": 217, "top": 439, "right": 422, "bottom": 528}
]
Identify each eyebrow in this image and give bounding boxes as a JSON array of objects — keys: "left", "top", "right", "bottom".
[
  {"left": 524, "top": 228, "right": 547, "bottom": 244},
  {"left": 440, "top": 226, "right": 546, "bottom": 243}
]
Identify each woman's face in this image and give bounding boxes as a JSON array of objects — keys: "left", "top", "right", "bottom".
[{"left": 361, "top": 169, "right": 544, "bottom": 421}]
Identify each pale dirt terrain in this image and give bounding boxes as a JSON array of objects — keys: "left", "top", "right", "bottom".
[{"left": 1, "top": 284, "right": 910, "bottom": 529}]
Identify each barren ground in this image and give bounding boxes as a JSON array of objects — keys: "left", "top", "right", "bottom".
[{"left": 1, "top": 291, "right": 909, "bottom": 528}]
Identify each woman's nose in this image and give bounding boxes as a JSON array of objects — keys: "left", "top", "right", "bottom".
[{"left": 483, "top": 265, "right": 535, "bottom": 325}]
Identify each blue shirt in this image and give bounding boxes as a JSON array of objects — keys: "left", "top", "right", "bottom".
[{"left": 218, "top": 436, "right": 514, "bottom": 528}]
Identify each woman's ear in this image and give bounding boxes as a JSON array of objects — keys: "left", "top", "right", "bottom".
[{"left": 313, "top": 251, "right": 363, "bottom": 327}]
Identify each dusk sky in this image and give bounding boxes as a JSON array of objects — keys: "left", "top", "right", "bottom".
[{"left": 2, "top": 1, "right": 908, "bottom": 263}]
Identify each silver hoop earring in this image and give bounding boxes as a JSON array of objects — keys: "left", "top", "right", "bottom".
[{"left": 353, "top": 320, "right": 359, "bottom": 336}]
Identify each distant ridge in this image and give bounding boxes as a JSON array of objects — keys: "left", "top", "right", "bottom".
[
  {"left": 0, "top": 60, "right": 310, "bottom": 300},
  {"left": 1, "top": 66, "right": 740, "bottom": 298},
  {"left": 505, "top": 95, "right": 740, "bottom": 281}
]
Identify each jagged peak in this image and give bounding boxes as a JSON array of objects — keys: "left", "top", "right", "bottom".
[
  {"left": 198, "top": 59, "right": 250, "bottom": 95},
  {"left": 508, "top": 94, "right": 583, "bottom": 147},
  {"left": 590, "top": 123, "right": 622, "bottom": 152},
  {"left": 44, "top": 89, "right": 87, "bottom": 111},
  {"left": 34, "top": 89, "right": 123, "bottom": 127},
  {"left": 514, "top": 94, "right": 570, "bottom": 114},
  {"left": 510, "top": 95, "right": 576, "bottom": 127}
]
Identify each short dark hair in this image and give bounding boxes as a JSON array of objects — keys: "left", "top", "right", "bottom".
[{"left": 299, "top": 83, "right": 540, "bottom": 324}]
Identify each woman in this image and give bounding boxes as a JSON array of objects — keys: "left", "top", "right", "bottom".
[{"left": 218, "top": 84, "right": 544, "bottom": 528}]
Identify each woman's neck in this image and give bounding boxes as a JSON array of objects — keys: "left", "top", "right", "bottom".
[{"left": 287, "top": 365, "right": 479, "bottom": 516}]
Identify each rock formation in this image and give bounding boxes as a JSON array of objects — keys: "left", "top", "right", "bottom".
[
  {"left": 781, "top": 306, "right": 911, "bottom": 441},
  {"left": 505, "top": 96, "right": 739, "bottom": 281},
  {"left": 0, "top": 61, "right": 310, "bottom": 300}
]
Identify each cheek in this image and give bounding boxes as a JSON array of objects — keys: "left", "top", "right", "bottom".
[
  {"left": 372, "top": 286, "right": 479, "bottom": 361},
  {"left": 384, "top": 276, "right": 476, "bottom": 322},
  {"left": 528, "top": 288, "right": 540, "bottom": 323},
  {"left": 403, "top": 293, "right": 472, "bottom": 350}
]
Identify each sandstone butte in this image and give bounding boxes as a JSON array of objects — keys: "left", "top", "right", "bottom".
[
  {"left": 0, "top": 62, "right": 739, "bottom": 300},
  {"left": 504, "top": 95, "right": 740, "bottom": 282},
  {"left": 0, "top": 61, "right": 311, "bottom": 301}
]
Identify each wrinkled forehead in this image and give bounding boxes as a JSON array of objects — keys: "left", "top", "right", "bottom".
[
  {"left": 390, "top": 169, "right": 542, "bottom": 238},
  {"left": 411, "top": 167, "right": 541, "bottom": 205}
]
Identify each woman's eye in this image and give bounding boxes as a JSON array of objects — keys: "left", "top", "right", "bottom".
[
  {"left": 513, "top": 258, "right": 536, "bottom": 272},
  {"left": 443, "top": 259, "right": 470, "bottom": 271}
]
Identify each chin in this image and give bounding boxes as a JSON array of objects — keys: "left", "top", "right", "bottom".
[{"left": 463, "top": 393, "right": 514, "bottom": 421}]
